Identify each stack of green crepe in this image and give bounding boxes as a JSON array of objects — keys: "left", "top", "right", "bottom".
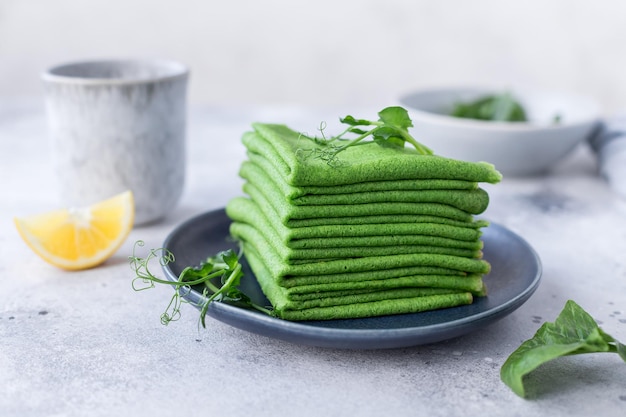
[{"left": 225, "top": 123, "right": 502, "bottom": 321}]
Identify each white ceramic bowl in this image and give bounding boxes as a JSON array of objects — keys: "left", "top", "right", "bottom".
[{"left": 398, "top": 87, "right": 602, "bottom": 176}]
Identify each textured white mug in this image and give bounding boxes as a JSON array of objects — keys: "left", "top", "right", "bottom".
[{"left": 42, "top": 59, "right": 189, "bottom": 225}]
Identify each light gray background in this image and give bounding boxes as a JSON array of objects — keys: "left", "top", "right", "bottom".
[
  {"left": 1, "top": 0, "right": 625, "bottom": 112},
  {"left": 2, "top": 2, "right": 626, "bottom": 415}
]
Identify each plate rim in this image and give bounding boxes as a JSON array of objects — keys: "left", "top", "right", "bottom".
[{"left": 162, "top": 208, "right": 542, "bottom": 348}]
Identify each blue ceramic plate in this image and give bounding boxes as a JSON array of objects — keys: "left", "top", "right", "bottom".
[{"left": 162, "top": 208, "right": 541, "bottom": 349}]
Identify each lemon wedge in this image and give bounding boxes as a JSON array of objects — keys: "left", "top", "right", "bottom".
[{"left": 14, "top": 191, "right": 134, "bottom": 270}]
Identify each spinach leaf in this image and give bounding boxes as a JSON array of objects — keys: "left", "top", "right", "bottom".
[
  {"left": 451, "top": 92, "right": 527, "bottom": 122},
  {"left": 500, "top": 300, "right": 626, "bottom": 398}
]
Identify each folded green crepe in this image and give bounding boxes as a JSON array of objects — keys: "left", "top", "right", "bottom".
[
  {"left": 281, "top": 271, "right": 485, "bottom": 294},
  {"left": 226, "top": 197, "right": 486, "bottom": 246},
  {"left": 245, "top": 152, "right": 479, "bottom": 197},
  {"left": 276, "top": 293, "right": 473, "bottom": 321},
  {"left": 240, "top": 161, "right": 491, "bottom": 214},
  {"left": 243, "top": 181, "right": 478, "bottom": 225},
  {"left": 285, "top": 286, "right": 464, "bottom": 302},
  {"left": 286, "top": 214, "right": 480, "bottom": 229},
  {"left": 286, "top": 234, "right": 483, "bottom": 250},
  {"left": 241, "top": 244, "right": 487, "bottom": 296},
  {"left": 231, "top": 222, "right": 470, "bottom": 284},
  {"left": 244, "top": 244, "right": 474, "bottom": 321},
  {"left": 229, "top": 218, "right": 491, "bottom": 280},
  {"left": 227, "top": 197, "right": 486, "bottom": 262},
  {"left": 287, "top": 287, "right": 468, "bottom": 310},
  {"left": 231, "top": 222, "right": 482, "bottom": 263},
  {"left": 286, "top": 214, "right": 479, "bottom": 228},
  {"left": 244, "top": 124, "right": 502, "bottom": 186}
]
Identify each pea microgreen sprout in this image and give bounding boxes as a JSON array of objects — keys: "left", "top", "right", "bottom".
[
  {"left": 302, "top": 106, "right": 433, "bottom": 166},
  {"left": 130, "top": 241, "right": 272, "bottom": 328}
]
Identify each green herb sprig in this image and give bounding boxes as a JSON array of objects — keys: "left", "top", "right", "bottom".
[
  {"left": 302, "top": 106, "right": 433, "bottom": 166},
  {"left": 500, "top": 300, "right": 626, "bottom": 398},
  {"left": 130, "top": 241, "right": 272, "bottom": 328}
]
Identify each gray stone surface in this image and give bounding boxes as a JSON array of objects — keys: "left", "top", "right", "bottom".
[{"left": 1, "top": 101, "right": 625, "bottom": 417}]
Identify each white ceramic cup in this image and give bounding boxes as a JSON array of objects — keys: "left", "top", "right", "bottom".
[{"left": 42, "top": 59, "right": 189, "bottom": 225}]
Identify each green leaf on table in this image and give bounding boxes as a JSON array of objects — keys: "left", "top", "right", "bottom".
[{"left": 500, "top": 300, "right": 626, "bottom": 398}]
